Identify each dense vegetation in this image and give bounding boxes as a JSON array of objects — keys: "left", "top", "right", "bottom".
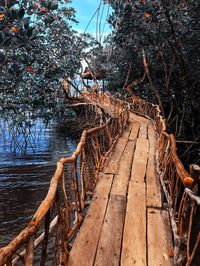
[
  {"left": 91, "top": 0, "right": 200, "bottom": 165},
  {"left": 0, "top": 0, "right": 98, "bottom": 151},
  {"left": 0, "top": 0, "right": 96, "bottom": 127}
]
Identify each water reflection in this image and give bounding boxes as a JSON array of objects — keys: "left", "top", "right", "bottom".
[{"left": 0, "top": 119, "right": 77, "bottom": 247}]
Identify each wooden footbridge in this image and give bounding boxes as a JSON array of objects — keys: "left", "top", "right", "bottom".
[{"left": 0, "top": 92, "right": 199, "bottom": 266}]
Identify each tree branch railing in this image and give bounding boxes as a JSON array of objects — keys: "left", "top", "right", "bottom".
[
  {"left": 127, "top": 96, "right": 199, "bottom": 266},
  {"left": 0, "top": 92, "right": 129, "bottom": 266},
  {"left": 80, "top": 91, "right": 199, "bottom": 264}
]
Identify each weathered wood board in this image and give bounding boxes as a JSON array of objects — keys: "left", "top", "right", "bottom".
[
  {"left": 121, "top": 182, "right": 146, "bottom": 266},
  {"left": 131, "top": 138, "right": 149, "bottom": 183},
  {"left": 146, "top": 123, "right": 162, "bottom": 207},
  {"left": 111, "top": 140, "right": 136, "bottom": 196},
  {"left": 66, "top": 174, "right": 114, "bottom": 266},
  {"left": 147, "top": 208, "right": 173, "bottom": 266},
  {"left": 103, "top": 124, "right": 132, "bottom": 174},
  {"left": 94, "top": 195, "right": 126, "bottom": 266},
  {"left": 129, "top": 120, "right": 140, "bottom": 140}
]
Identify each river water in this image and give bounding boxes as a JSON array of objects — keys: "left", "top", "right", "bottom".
[{"left": 0, "top": 119, "right": 77, "bottom": 247}]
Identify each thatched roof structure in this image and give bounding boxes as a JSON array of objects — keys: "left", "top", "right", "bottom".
[{"left": 81, "top": 67, "right": 106, "bottom": 80}]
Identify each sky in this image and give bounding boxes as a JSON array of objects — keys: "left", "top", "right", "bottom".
[{"left": 71, "top": 0, "right": 112, "bottom": 41}]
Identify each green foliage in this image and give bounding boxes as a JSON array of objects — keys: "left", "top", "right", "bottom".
[
  {"left": 98, "top": 1, "right": 200, "bottom": 140},
  {"left": 0, "top": 0, "right": 92, "bottom": 127},
  {"left": 0, "top": 0, "right": 100, "bottom": 153},
  {"left": 84, "top": 0, "right": 200, "bottom": 164}
]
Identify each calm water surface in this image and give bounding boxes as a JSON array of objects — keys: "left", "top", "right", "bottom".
[{"left": 0, "top": 119, "right": 77, "bottom": 247}]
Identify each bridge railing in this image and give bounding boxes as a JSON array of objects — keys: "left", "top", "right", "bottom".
[
  {"left": 0, "top": 91, "right": 198, "bottom": 265},
  {"left": 0, "top": 93, "right": 129, "bottom": 265},
  {"left": 70, "top": 92, "right": 199, "bottom": 265},
  {"left": 129, "top": 96, "right": 199, "bottom": 265}
]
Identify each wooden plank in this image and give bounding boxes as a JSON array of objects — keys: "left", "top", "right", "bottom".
[
  {"left": 121, "top": 182, "right": 146, "bottom": 266},
  {"left": 129, "top": 120, "right": 140, "bottom": 140},
  {"left": 138, "top": 122, "right": 148, "bottom": 139},
  {"left": 147, "top": 208, "right": 173, "bottom": 266},
  {"left": 122, "top": 132, "right": 149, "bottom": 265},
  {"left": 103, "top": 124, "right": 132, "bottom": 174},
  {"left": 131, "top": 138, "right": 149, "bottom": 183},
  {"left": 67, "top": 174, "right": 114, "bottom": 266},
  {"left": 111, "top": 140, "right": 136, "bottom": 196},
  {"left": 146, "top": 123, "right": 162, "bottom": 207},
  {"left": 94, "top": 195, "right": 126, "bottom": 266},
  {"left": 130, "top": 112, "right": 148, "bottom": 124}
]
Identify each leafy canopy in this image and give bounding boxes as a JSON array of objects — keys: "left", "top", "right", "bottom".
[{"left": 0, "top": 0, "right": 94, "bottom": 124}]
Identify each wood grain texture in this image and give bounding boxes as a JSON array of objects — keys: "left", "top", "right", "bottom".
[
  {"left": 94, "top": 195, "right": 126, "bottom": 266},
  {"left": 121, "top": 182, "right": 146, "bottom": 266},
  {"left": 138, "top": 122, "right": 148, "bottom": 139},
  {"left": 146, "top": 123, "right": 162, "bottom": 208},
  {"left": 130, "top": 112, "right": 149, "bottom": 124},
  {"left": 131, "top": 138, "right": 149, "bottom": 183},
  {"left": 66, "top": 174, "right": 114, "bottom": 266},
  {"left": 121, "top": 128, "right": 149, "bottom": 266},
  {"left": 147, "top": 208, "right": 173, "bottom": 266},
  {"left": 129, "top": 120, "right": 140, "bottom": 140},
  {"left": 111, "top": 140, "right": 136, "bottom": 196},
  {"left": 103, "top": 124, "right": 132, "bottom": 174}
]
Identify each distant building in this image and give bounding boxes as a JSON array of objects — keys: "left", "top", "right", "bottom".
[
  {"left": 81, "top": 67, "right": 106, "bottom": 80},
  {"left": 81, "top": 67, "right": 106, "bottom": 91}
]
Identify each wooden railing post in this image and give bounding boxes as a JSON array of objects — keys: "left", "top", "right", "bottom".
[
  {"left": 25, "top": 236, "right": 34, "bottom": 266},
  {"left": 189, "top": 164, "right": 200, "bottom": 191},
  {"left": 105, "top": 124, "right": 112, "bottom": 148},
  {"left": 40, "top": 209, "right": 51, "bottom": 266}
]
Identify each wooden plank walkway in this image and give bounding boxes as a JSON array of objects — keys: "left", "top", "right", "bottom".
[{"left": 67, "top": 114, "right": 173, "bottom": 266}]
